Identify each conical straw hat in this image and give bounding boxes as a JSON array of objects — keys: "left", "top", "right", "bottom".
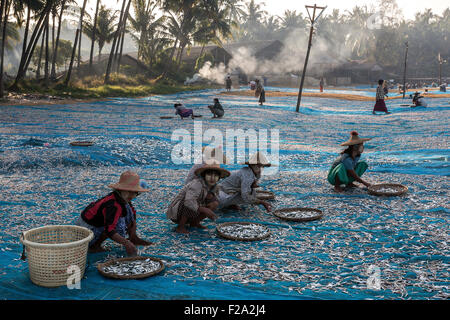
[
  {"left": 243, "top": 151, "right": 271, "bottom": 167},
  {"left": 108, "top": 171, "right": 150, "bottom": 192},
  {"left": 195, "top": 160, "right": 230, "bottom": 179},
  {"left": 340, "top": 131, "right": 371, "bottom": 146}
]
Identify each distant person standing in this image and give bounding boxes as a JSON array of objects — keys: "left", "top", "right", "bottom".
[
  {"left": 249, "top": 80, "right": 256, "bottom": 90},
  {"left": 319, "top": 77, "right": 324, "bottom": 92},
  {"left": 372, "top": 79, "right": 390, "bottom": 114},
  {"left": 263, "top": 75, "right": 268, "bottom": 87},
  {"left": 255, "top": 79, "right": 265, "bottom": 106},
  {"left": 226, "top": 76, "right": 232, "bottom": 92}
]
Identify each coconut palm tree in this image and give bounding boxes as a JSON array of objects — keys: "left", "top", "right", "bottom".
[
  {"left": 64, "top": 0, "right": 88, "bottom": 85},
  {"left": 82, "top": 4, "right": 116, "bottom": 62},
  {"left": 239, "top": 0, "right": 266, "bottom": 41},
  {"left": 88, "top": 0, "right": 100, "bottom": 67}
]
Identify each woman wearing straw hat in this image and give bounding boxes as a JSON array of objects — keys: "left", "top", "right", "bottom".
[
  {"left": 217, "top": 151, "right": 272, "bottom": 212},
  {"left": 167, "top": 160, "right": 230, "bottom": 234},
  {"left": 185, "top": 146, "right": 227, "bottom": 185},
  {"left": 76, "top": 171, "right": 152, "bottom": 256},
  {"left": 327, "top": 131, "right": 373, "bottom": 192}
]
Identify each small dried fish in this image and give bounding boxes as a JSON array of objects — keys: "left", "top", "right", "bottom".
[
  {"left": 103, "top": 259, "right": 161, "bottom": 276},
  {"left": 218, "top": 223, "right": 270, "bottom": 239}
]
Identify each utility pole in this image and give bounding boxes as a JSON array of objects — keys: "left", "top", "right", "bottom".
[
  {"left": 438, "top": 53, "right": 447, "bottom": 86},
  {"left": 402, "top": 41, "right": 408, "bottom": 99},
  {"left": 296, "top": 4, "right": 326, "bottom": 112}
]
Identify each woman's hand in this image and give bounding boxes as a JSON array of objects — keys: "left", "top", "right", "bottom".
[
  {"left": 199, "top": 207, "right": 217, "bottom": 221},
  {"left": 124, "top": 240, "right": 138, "bottom": 257}
]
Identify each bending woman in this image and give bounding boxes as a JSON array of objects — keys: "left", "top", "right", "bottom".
[{"left": 328, "top": 131, "right": 373, "bottom": 192}]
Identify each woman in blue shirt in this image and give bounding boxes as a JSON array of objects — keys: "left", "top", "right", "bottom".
[{"left": 328, "top": 131, "right": 373, "bottom": 192}]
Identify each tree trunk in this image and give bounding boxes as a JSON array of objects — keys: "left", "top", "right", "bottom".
[
  {"left": 161, "top": 37, "right": 179, "bottom": 79},
  {"left": 36, "top": 26, "right": 45, "bottom": 80},
  {"left": 51, "top": 0, "right": 66, "bottom": 80},
  {"left": 77, "top": 20, "right": 82, "bottom": 71},
  {"left": 104, "top": 0, "right": 127, "bottom": 84},
  {"left": 64, "top": 0, "right": 88, "bottom": 86},
  {"left": 116, "top": 0, "right": 132, "bottom": 74},
  {"left": 24, "top": 10, "right": 50, "bottom": 80},
  {"left": 0, "top": 0, "right": 10, "bottom": 98},
  {"left": 44, "top": 13, "right": 49, "bottom": 86},
  {"left": 89, "top": 0, "right": 100, "bottom": 67},
  {"left": 10, "top": 1, "right": 52, "bottom": 89},
  {"left": 22, "top": 6, "right": 31, "bottom": 67}
]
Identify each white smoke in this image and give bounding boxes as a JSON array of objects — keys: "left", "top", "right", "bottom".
[{"left": 186, "top": 28, "right": 354, "bottom": 84}]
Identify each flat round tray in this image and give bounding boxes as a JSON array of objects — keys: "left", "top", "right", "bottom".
[
  {"left": 400, "top": 104, "right": 411, "bottom": 106},
  {"left": 70, "top": 141, "right": 94, "bottom": 146},
  {"left": 256, "top": 190, "right": 275, "bottom": 200},
  {"left": 368, "top": 183, "right": 408, "bottom": 196},
  {"left": 273, "top": 207, "right": 323, "bottom": 222},
  {"left": 193, "top": 115, "right": 203, "bottom": 118},
  {"left": 97, "top": 256, "right": 164, "bottom": 280},
  {"left": 216, "top": 222, "right": 270, "bottom": 242},
  {"left": 159, "top": 116, "right": 174, "bottom": 119}
]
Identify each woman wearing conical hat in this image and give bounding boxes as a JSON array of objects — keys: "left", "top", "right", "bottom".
[
  {"left": 327, "top": 131, "right": 373, "bottom": 192},
  {"left": 167, "top": 160, "right": 230, "bottom": 234},
  {"left": 184, "top": 146, "right": 227, "bottom": 185},
  {"left": 217, "top": 151, "right": 272, "bottom": 212},
  {"left": 76, "top": 171, "right": 152, "bottom": 256}
]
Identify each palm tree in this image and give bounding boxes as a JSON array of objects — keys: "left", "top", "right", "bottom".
[
  {"left": 64, "top": 0, "right": 88, "bottom": 85},
  {"left": 344, "top": 5, "right": 376, "bottom": 59},
  {"left": 10, "top": 0, "right": 52, "bottom": 90},
  {"left": 104, "top": 0, "right": 128, "bottom": 84},
  {"left": 82, "top": 5, "right": 116, "bottom": 62},
  {"left": 51, "top": 0, "right": 69, "bottom": 80},
  {"left": 89, "top": 0, "right": 100, "bottom": 67},
  {"left": 240, "top": 0, "right": 266, "bottom": 41}
]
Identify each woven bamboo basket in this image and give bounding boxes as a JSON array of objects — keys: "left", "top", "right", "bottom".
[
  {"left": 97, "top": 256, "right": 165, "bottom": 280},
  {"left": 273, "top": 207, "right": 323, "bottom": 222},
  {"left": 70, "top": 141, "right": 94, "bottom": 146},
  {"left": 256, "top": 190, "right": 275, "bottom": 201},
  {"left": 20, "top": 225, "right": 93, "bottom": 288},
  {"left": 216, "top": 222, "right": 270, "bottom": 242},
  {"left": 368, "top": 183, "right": 408, "bottom": 196}
]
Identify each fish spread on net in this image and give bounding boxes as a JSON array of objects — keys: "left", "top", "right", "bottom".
[
  {"left": 278, "top": 210, "right": 320, "bottom": 219},
  {"left": 102, "top": 259, "right": 161, "bottom": 276},
  {"left": 219, "top": 223, "right": 270, "bottom": 239},
  {"left": 376, "top": 187, "right": 403, "bottom": 193}
]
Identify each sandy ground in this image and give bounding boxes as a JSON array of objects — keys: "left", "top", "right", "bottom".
[
  {"left": 0, "top": 93, "right": 114, "bottom": 106},
  {"left": 220, "top": 89, "right": 450, "bottom": 101}
]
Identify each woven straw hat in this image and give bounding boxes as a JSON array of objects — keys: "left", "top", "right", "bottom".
[
  {"left": 202, "top": 146, "right": 227, "bottom": 164},
  {"left": 195, "top": 160, "right": 230, "bottom": 179},
  {"left": 108, "top": 171, "right": 150, "bottom": 192},
  {"left": 243, "top": 151, "right": 271, "bottom": 167},
  {"left": 340, "top": 131, "right": 371, "bottom": 146}
]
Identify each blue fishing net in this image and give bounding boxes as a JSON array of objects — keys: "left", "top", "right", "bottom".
[{"left": 0, "top": 87, "right": 448, "bottom": 299}]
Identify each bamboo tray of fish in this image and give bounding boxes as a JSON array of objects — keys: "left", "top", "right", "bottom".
[
  {"left": 70, "top": 141, "right": 94, "bottom": 147},
  {"left": 368, "top": 183, "right": 408, "bottom": 196},
  {"left": 273, "top": 207, "right": 323, "bottom": 222},
  {"left": 216, "top": 222, "right": 270, "bottom": 241},
  {"left": 97, "top": 256, "right": 164, "bottom": 280},
  {"left": 256, "top": 190, "right": 275, "bottom": 200}
]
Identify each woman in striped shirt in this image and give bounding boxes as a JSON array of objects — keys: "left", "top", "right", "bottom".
[{"left": 372, "top": 79, "right": 390, "bottom": 114}]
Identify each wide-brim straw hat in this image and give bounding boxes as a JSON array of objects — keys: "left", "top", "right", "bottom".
[
  {"left": 195, "top": 160, "right": 230, "bottom": 179},
  {"left": 340, "top": 131, "right": 371, "bottom": 146},
  {"left": 108, "top": 171, "right": 150, "bottom": 192},
  {"left": 242, "top": 151, "right": 272, "bottom": 167},
  {"left": 202, "top": 146, "right": 227, "bottom": 164}
]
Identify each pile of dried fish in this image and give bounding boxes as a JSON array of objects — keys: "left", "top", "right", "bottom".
[
  {"left": 278, "top": 210, "right": 319, "bottom": 219},
  {"left": 376, "top": 187, "right": 403, "bottom": 193},
  {"left": 218, "top": 223, "right": 270, "bottom": 240},
  {"left": 102, "top": 258, "right": 161, "bottom": 276}
]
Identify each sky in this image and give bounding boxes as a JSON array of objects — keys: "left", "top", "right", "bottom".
[{"left": 86, "top": 0, "right": 449, "bottom": 21}]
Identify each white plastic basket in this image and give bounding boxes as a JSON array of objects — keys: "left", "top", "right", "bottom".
[{"left": 20, "top": 225, "right": 93, "bottom": 288}]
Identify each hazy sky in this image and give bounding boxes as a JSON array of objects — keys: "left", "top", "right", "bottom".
[{"left": 85, "top": 0, "right": 449, "bottom": 20}]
